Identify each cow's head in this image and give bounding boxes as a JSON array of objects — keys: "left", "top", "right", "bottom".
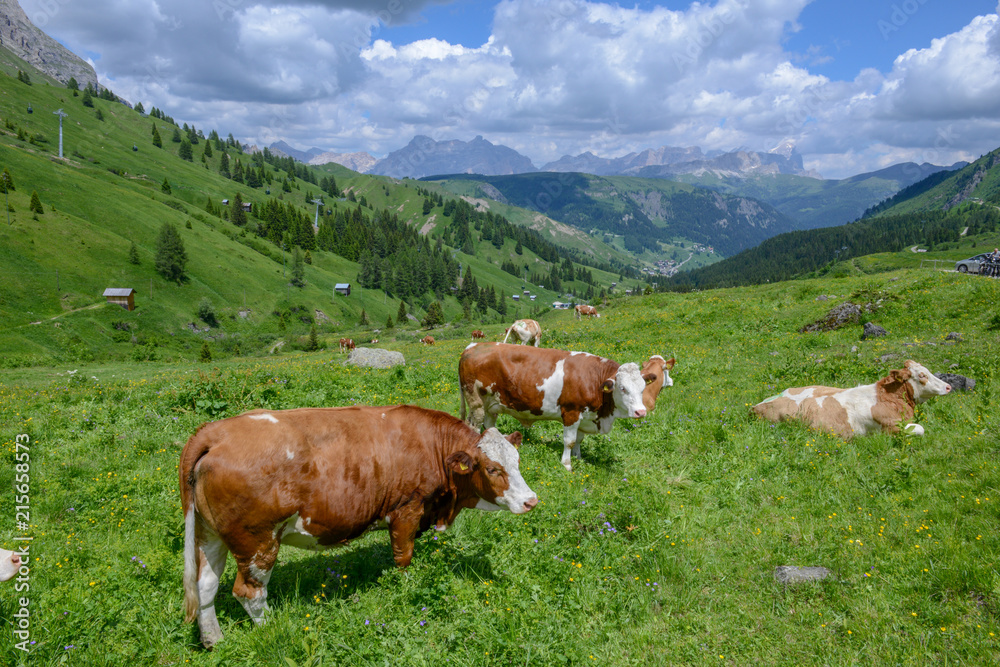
[
  {"left": 447, "top": 428, "right": 538, "bottom": 514},
  {"left": 0, "top": 549, "right": 21, "bottom": 582},
  {"left": 902, "top": 360, "right": 952, "bottom": 403},
  {"left": 603, "top": 362, "right": 648, "bottom": 418},
  {"left": 641, "top": 355, "right": 676, "bottom": 412}
]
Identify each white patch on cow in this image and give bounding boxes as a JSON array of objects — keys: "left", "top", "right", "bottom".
[
  {"left": 612, "top": 363, "right": 647, "bottom": 419},
  {"left": 784, "top": 387, "right": 816, "bottom": 405},
  {"left": 241, "top": 564, "right": 273, "bottom": 624},
  {"left": 286, "top": 449, "right": 294, "bottom": 460},
  {"left": 569, "top": 351, "right": 594, "bottom": 357},
  {"left": 837, "top": 385, "right": 879, "bottom": 435},
  {"left": 815, "top": 396, "right": 827, "bottom": 407},
  {"left": 537, "top": 360, "right": 566, "bottom": 416},
  {"left": 476, "top": 428, "right": 537, "bottom": 513},
  {"left": 279, "top": 513, "right": 322, "bottom": 550},
  {"left": 249, "top": 413, "right": 279, "bottom": 424},
  {"left": 476, "top": 498, "right": 503, "bottom": 511},
  {"left": 465, "top": 342, "right": 478, "bottom": 350},
  {"left": 904, "top": 423, "right": 925, "bottom": 436},
  {"left": 434, "top": 522, "right": 448, "bottom": 531},
  {"left": 196, "top": 532, "right": 229, "bottom": 644}
]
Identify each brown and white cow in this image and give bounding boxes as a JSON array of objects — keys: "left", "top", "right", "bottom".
[
  {"left": 502, "top": 319, "right": 541, "bottom": 347},
  {"left": 181, "top": 405, "right": 537, "bottom": 648},
  {"left": 0, "top": 548, "right": 22, "bottom": 582},
  {"left": 574, "top": 304, "right": 600, "bottom": 320},
  {"left": 471, "top": 330, "right": 486, "bottom": 339},
  {"left": 459, "top": 343, "right": 654, "bottom": 471},
  {"left": 339, "top": 338, "right": 355, "bottom": 353},
  {"left": 640, "top": 355, "right": 676, "bottom": 413},
  {"left": 421, "top": 335, "right": 435, "bottom": 345},
  {"left": 752, "top": 360, "right": 951, "bottom": 439}
]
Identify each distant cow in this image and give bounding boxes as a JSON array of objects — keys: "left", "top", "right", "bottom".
[
  {"left": 574, "top": 304, "right": 600, "bottom": 319},
  {"left": 0, "top": 548, "right": 21, "bottom": 582},
  {"left": 370, "top": 338, "right": 379, "bottom": 345},
  {"left": 640, "top": 355, "right": 676, "bottom": 412},
  {"left": 471, "top": 330, "right": 485, "bottom": 339},
  {"left": 421, "top": 335, "right": 435, "bottom": 345},
  {"left": 502, "top": 319, "right": 541, "bottom": 347},
  {"left": 339, "top": 338, "right": 355, "bottom": 353},
  {"left": 752, "top": 360, "right": 951, "bottom": 438},
  {"left": 459, "top": 343, "right": 654, "bottom": 470},
  {"left": 180, "top": 405, "right": 537, "bottom": 648}
]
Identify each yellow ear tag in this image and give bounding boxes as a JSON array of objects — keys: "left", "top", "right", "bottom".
[
  {"left": 646, "top": 378, "right": 654, "bottom": 384},
  {"left": 603, "top": 385, "right": 613, "bottom": 393},
  {"left": 459, "top": 462, "right": 469, "bottom": 471}
]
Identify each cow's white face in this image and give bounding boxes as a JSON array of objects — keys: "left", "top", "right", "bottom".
[
  {"left": 610, "top": 363, "right": 647, "bottom": 418},
  {"left": 905, "top": 360, "right": 951, "bottom": 403},
  {"left": 0, "top": 549, "right": 21, "bottom": 582},
  {"left": 473, "top": 428, "right": 538, "bottom": 514}
]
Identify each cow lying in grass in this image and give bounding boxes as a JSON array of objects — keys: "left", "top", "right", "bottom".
[
  {"left": 752, "top": 360, "right": 951, "bottom": 438},
  {"left": 0, "top": 549, "right": 21, "bottom": 582}
]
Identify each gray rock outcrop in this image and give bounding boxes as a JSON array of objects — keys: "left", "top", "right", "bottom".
[
  {"left": 774, "top": 566, "right": 831, "bottom": 584},
  {"left": 0, "top": 0, "right": 98, "bottom": 88},
  {"left": 862, "top": 322, "right": 888, "bottom": 339},
  {"left": 935, "top": 373, "right": 975, "bottom": 391},
  {"left": 345, "top": 347, "right": 405, "bottom": 369}
]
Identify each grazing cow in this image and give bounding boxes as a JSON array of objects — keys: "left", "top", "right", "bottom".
[
  {"left": 459, "top": 343, "right": 654, "bottom": 470},
  {"left": 502, "top": 319, "right": 541, "bottom": 347},
  {"left": 471, "top": 330, "right": 486, "bottom": 339},
  {"left": 421, "top": 335, "right": 435, "bottom": 345},
  {"left": 640, "top": 355, "right": 676, "bottom": 413},
  {"left": 180, "top": 405, "right": 537, "bottom": 648},
  {"left": 370, "top": 338, "right": 379, "bottom": 345},
  {"left": 574, "top": 304, "right": 600, "bottom": 319},
  {"left": 752, "top": 360, "right": 951, "bottom": 438},
  {"left": 0, "top": 549, "right": 21, "bottom": 582},
  {"left": 339, "top": 338, "right": 355, "bottom": 353}
]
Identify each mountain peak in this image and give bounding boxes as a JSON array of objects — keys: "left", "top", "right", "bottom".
[{"left": 369, "top": 135, "right": 536, "bottom": 179}]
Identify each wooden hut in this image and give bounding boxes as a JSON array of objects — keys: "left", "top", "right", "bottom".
[{"left": 103, "top": 288, "right": 136, "bottom": 311}]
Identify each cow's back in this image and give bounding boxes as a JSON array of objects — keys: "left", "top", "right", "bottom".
[{"left": 753, "top": 385, "right": 853, "bottom": 438}]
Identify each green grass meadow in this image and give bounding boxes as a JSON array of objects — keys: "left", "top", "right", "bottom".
[{"left": 1, "top": 268, "right": 999, "bottom": 665}]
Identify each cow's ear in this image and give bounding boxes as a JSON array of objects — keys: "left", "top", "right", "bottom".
[
  {"left": 665, "top": 357, "right": 676, "bottom": 370},
  {"left": 446, "top": 451, "right": 477, "bottom": 475},
  {"left": 888, "top": 368, "right": 911, "bottom": 384},
  {"left": 642, "top": 373, "right": 656, "bottom": 385},
  {"left": 602, "top": 378, "right": 615, "bottom": 393},
  {"left": 505, "top": 431, "right": 523, "bottom": 450}
]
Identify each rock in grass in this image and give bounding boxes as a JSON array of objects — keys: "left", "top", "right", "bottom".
[
  {"left": 935, "top": 373, "right": 975, "bottom": 391},
  {"left": 862, "top": 322, "right": 887, "bottom": 340},
  {"left": 774, "top": 566, "right": 831, "bottom": 584},
  {"left": 346, "top": 347, "right": 405, "bottom": 369}
]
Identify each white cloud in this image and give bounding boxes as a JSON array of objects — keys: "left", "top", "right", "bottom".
[{"left": 19, "top": 0, "right": 1000, "bottom": 177}]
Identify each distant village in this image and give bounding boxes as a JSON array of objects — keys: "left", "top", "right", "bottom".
[{"left": 641, "top": 243, "right": 715, "bottom": 277}]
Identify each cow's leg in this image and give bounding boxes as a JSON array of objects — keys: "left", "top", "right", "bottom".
[
  {"left": 388, "top": 502, "right": 424, "bottom": 567},
  {"left": 561, "top": 414, "right": 582, "bottom": 471},
  {"left": 195, "top": 523, "right": 229, "bottom": 648},
  {"left": 231, "top": 536, "right": 280, "bottom": 626}
]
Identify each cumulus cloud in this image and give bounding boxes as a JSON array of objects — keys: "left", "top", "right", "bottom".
[{"left": 19, "top": 0, "right": 1000, "bottom": 177}]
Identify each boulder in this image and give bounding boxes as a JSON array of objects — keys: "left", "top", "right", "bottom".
[
  {"left": 345, "top": 347, "right": 405, "bottom": 369},
  {"left": 800, "top": 302, "right": 862, "bottom": 333},
  {"left": 861, "top": 322, "right": 887, "bottom": 340},
  {"left": 935, "top": 373, "right": 975, "bottom": 391},
  {"left": 945, "top": 332, "right": 962, "bottom": 342}
]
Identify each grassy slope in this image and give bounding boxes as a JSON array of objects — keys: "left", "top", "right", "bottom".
[
  {"left": 0, "top": 66, "right": 624, "bottom": 366},
  {"left": 1, "top": 265, "right": 997, "bottom": 665},
  {"left": 872, "top": 149, "right": 1000, "bottom": 216}
]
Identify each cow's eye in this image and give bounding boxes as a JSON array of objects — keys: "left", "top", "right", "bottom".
[{"left": 486, "top": 467, "right": 499, "bottom": 476}]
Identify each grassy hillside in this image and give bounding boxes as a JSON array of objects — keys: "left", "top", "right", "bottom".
[
  {"left": 0, "top": 61, "right": 629, "bottom": 367},
  {"left": 1, "top": 267, "right": 997, "bottom": 664},
  {"left": 866, "top": 148, "right": 1000, "bottom": 216}
]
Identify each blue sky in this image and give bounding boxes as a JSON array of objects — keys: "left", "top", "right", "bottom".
[{"left": 22, "top": 0, "right": 1000, "bottom": 178}]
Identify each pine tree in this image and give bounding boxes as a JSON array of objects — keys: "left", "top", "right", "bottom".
[
  {"left": 304, "top": 250, "right": 312, "bottom": 265},
  {"left": 385, "top": 315, "right": 394, "bottom": 329},
  {"left": 128, "top": 241, "right": 140, "bottom": 265},
  {"left": 161, "top": 178, "right": 172, "bottom": 194},
  {"left": 171, "top": 127, "right": 182, "bottom": 143},
  {"left": 133, "top": 101, "right": 143, "bottom": 113},
  {"left": 290, "top": 247, "right": 305, "bottom": 287},
  {"left": 202, "top": 140, "right": 213, "bottom": 158},
  {"left": 231, "top": 193, "right": 247, "bottom": 227},
  {"left": 0, "top": 168, "right": 14, "bottom": 193},
  {"left": 219, "top": 152, "right": 231, "bottom": 179},
  {"left": 397, "top": 300, "right": 408, "bottom": 324},
  {"left": 179, "top": 139, "right": 193, "bottom": 161},
  {"left": 199, "top": 342, "right": 212, "bottom": 363},
  {"left": 306, "top": 323, "right": 318, "bottom": 351},
  {"left": 29, "top": 190, "right": 43, "bottom": 214},
  {"left": 423, "top": 302, "right": 444, "bottom": 329},
  {"left": 151, "top": 123, "right": 162, "bottom": 148},
  {"left": 154, "top": 222, "right": 187, "bottom": 284},
  {"left": 95, "top": 108, "right": 104, "bottom": 121},
  {"left": 359, "top": 309, "right": 369, "bottom": 326},
  {"left": 66, "top": 77, "right": 79, "bottom": 91}
]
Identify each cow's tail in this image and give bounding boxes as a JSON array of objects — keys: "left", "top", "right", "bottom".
[
  {"left": 459, "top": 381, "right": 468, "bottom": 422},
  {"left": 502, "top": 326, "right": 512, "bottom": 344},
  {"left": 179, "top": 427, "right": 213, "bottom": 624}
]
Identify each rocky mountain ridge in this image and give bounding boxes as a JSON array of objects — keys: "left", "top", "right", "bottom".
[{"left": 0, "top": 0, "right": 96, "bottom": 87}]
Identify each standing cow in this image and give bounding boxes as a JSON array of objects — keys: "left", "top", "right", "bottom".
[
  {"left": 471, "top": 330, "right": 486, "bottom": 339},
  {"left": 574, "top": 304, "right": 600, "bottom": 319},
  {"left": 180, "top": 405, "right": 537, "bottom": 648},
  {"left": 459, "top": 343, "right": 654, "bottom": 470},
  {"left": 502, "top": 319, "right": 541, "bottom": 346},
  {"left": 339, "top": 338, "right": 355, "bottom": 353},
  {"left": 640, "top": 355, "right": 676, "bottom": 412},
  {"left": 421, "top": 335, "right": 435, "bottom": 345},
  {"left": 752, "top": 360, "right": 951, "bottom": 438}
]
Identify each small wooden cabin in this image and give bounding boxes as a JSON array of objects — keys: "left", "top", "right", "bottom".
[
  {"left": 103, "top": 288, "right": 136, "bottom": 311},
  {"left": 334, "top": 283, "right": 351, "bottom": 296}
]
